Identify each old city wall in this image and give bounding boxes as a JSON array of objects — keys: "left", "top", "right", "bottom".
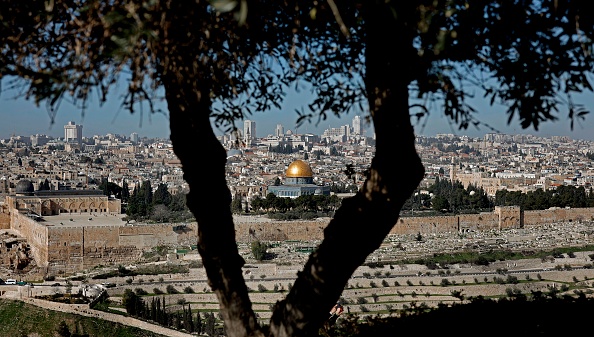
[
  {"left": 234, "top": 221, "right": 328, "bottom": 242},
  {"left": 0, "top": 203, "right": 10, "bottom": 229},
  {"left": 10, "top": 212, "right": 49, "bottom": 268},
  {"left": 44, "top": 223, "right": 199, "bottom": 274},
  {"left": 233, "top": 214, "right": 504, "bottom": 242},
  {"left": 7, "top": 206, "right": 594, "bottom": 274},
  {"left": 0, "top": 212, "right": 9, "bottom": 229},
  {"left": 523, "top": 207, "right": 594, "bottom": 226},
  {"left": 234, "top": 207, "right": 594, "bottom": 242}
]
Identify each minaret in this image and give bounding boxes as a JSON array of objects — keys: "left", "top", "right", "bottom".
[{"left": 450, "top": 157, "right": 456, "bottom": 182}]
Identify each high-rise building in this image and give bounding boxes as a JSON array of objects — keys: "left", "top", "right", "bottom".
[
  {"left": 352, "top": 115, "right": 361, "bottom": 135},
  {"left": 130, "top": 132, "right": 139, "bottom": 144},
  {"left": 243, "top": 120, "right": 256, "bottom": 146},
  {"left": 64, "top": 121, "right": 83, "bottom": 144},
  {"left": 275, "top": 124, "right": 284, "bottom": 137}
]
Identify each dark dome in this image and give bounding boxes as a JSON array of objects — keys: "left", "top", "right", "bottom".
[{"left": 15, "top": 180, "right": 35, "bottom": 194}]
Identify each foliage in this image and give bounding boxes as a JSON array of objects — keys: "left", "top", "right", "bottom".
[
  {"left": 126, "top": 181, "right": 193, "bottom": 222},
  {"left": 495, "top": 185, "right": 594, "bottom": 210},
  {"left": 250, "top": 193, "right": 342, "bottom": 216},
  {"left": 0, "top": 299, "right": 165, "bottom": 337},
  {"left": 98, "top": 178, "right": 123, "bottom": 199},
  {"left": 251, "top": 240, "right": 270, "bottom": 261},
  {"left": 4, "top": 1, "right": 594, "bottom": 336},
  {"left": 122, "top": 289, "right": 144, "bottom": 316}
]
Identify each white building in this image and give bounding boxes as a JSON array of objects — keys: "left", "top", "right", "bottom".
[
  {"left": 64, "top": 121, "right": 83, "bottom": 145},
  {"left": 243, "top": 120, "right": 257, "bottom": 146}
]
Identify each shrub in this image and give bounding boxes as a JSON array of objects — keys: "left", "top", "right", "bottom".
[{"left": 251, "top": 241, "right": 269, "bottom": 261}]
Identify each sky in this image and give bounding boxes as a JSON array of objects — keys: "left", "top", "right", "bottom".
[{"left": 2, "top": 82, "right": 594, "bottom": 142}]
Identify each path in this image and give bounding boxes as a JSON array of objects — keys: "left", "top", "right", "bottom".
[{"left": 2, "top": 288, "right": 193, "bottom": 337}]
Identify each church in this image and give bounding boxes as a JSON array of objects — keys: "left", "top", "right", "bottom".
[{"left": 267, "top": 159, "right": 331, "bottom": 198}]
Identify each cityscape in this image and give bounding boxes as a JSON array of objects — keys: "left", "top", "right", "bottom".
[
  {"left": 2, "top": 115, "right": 592, "bottom": 202},
  {"left": 1, "top": 117, "right": 594, "bottom": 336}
]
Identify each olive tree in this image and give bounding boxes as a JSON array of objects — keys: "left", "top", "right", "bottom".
[{"left": 2, "top": 1, "right": 593, "bottom": 337}]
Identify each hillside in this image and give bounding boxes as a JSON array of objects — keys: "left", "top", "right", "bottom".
[{"left": 0, "top": 298, "right": 167, "bottom": 337}]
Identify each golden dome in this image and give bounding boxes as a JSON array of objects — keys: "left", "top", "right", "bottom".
[{"left": 286, "top": 160, "right": 313, "bottom": 178}]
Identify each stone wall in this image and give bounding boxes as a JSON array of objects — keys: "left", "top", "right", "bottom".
[
  {"left": 0, "top": 212, "right": 9, "bottom": 229},
  {"left": 10, "top": 211, "right": 49, "bottom": 268},
  {"left": 234, "top": 221, "right": 328, "bottom": 242},
  {"left": 235, "top": 207, "right": 594, "bottom": 241},
  {"left": 7, "top": 206, "right": 594, "bottom": 274},
  {"left": 523, "top": 207, "right": 594, "bottom": 225},
  {"left": 43, "top": 223, "right": 199, "bottom": 274}
]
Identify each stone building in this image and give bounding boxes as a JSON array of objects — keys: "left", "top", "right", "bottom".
[{"left": 5, "top": 179, "right": 121, "bottom": 216}]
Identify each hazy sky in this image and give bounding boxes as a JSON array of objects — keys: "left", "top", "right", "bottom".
[{"left": 2, "top": 83, "right": 594, "bottom": 142}]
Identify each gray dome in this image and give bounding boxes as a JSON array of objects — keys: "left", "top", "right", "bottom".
[
  {"left": 227, "top": 149, "right": 242, "bottom": 158},
  {"left": 15, "top": 180, "right": 34, "bottom": 194}
]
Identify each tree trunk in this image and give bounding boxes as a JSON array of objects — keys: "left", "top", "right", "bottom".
[
  {"left": 269, "top": 2, "right": 424, "bottom": 336},
  {"left": 160, "top": 3, "right": 263, "bottom": 336},
  {"left": 163, "top": 2, "right": 423, "bottom": 337}
]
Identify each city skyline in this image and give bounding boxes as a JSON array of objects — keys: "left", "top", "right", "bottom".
[{"left": 2, "top": 84, "right": 594, "bottom": 141}]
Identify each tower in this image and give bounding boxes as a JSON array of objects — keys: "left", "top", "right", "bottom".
[
  {"left": 130, "top": 132, "right": 139, "bottom": 144},
  {"left": 352, "top": 115, "right": 361, "bottom": 135},
  {"left": 64, "top": 121, "right": 83, "bottom": 145},
  {"left": 275, "top": 124, "right": 284, "bottom": 137},
  {"left": 450, "top": 157, "right": 456, "bottom": 182},
  {"left": 243, "top": 120, "right": 256, "bottom": 146}
]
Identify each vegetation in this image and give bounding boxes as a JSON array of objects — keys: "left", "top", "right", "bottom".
[
  {"left": 251, "top": 240, "right": 271, "bottom": 261},
  {"left": 125, "top": 180, "right": 193, "bottom": 223},
  {"left": 251, "top": 179, "right": 594, "bottom": 219},
  {"left": 118, "top": 293, "right": 216, "bottom": 335},
  {"left": 4, "top": 1, "right": 594, "bottom": 336},
  {"left": 248, "top": 193, "right": 343, "bottom": 217},
  {"left": 495, "top": 185, "right": 594, "bottom": 210},
  {"left": 0, "top": 299, "right": 166, "bottom": 337}
]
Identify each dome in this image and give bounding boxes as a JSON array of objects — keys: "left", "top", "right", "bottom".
[
  {"left": 286, "top": 160, "right": 313, "bottom": 178},
  {"left": 15, "top": 179, "right": 34, "bottom": 194},
  {"left": 227, "top": 149, "right": 242, "bottom": 158}
]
